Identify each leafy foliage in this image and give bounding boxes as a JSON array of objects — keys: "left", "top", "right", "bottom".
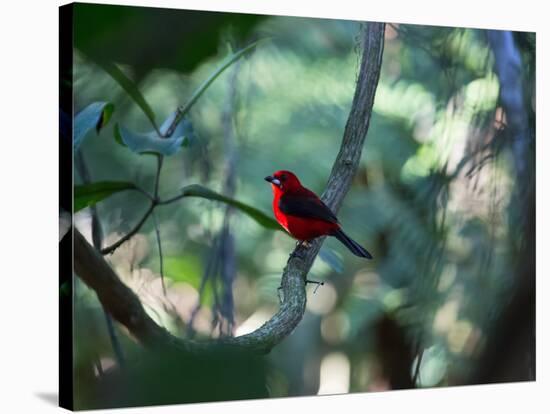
[
  {"left": 175, "top": 184, "right": 283, "bottom": 231},
  {"left": 114, "top": 123, "right": 189, "bottom": 156},
  {"left": 74, "top": 101, "right": 114, "bottom": 149},
  {"left": 87, "top": 40, "right": 261, "bottom": 157},
  {"left": 86, "top": 58, "right": 159, "bottom": 130},
  {"left": 74, "top": 181, "right": 136, "bottom": 212}
]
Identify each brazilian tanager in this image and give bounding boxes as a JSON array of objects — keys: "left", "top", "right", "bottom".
[{"left": 265, "top": 170, "right": 372, "bottom": 259}]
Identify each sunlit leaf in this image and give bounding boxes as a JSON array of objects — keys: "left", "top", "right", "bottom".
[
  {"left": 173, "top": 184, "right": 283, "bottom": 231},
  {"left": 74, "top": 181, "right": 136, "bottom": 212},
  {"left": 113, "top": 109, "right": 196, "bottom": 155},
  {"left": 401, "top": 144, "right": 439, "bottom": 180},
  {"left": 464, "top": 76, "right": 499, "bottom": 111},
  {"left": 115, "top": 124, "right": 190, "bottom": 156},
  {"left": 74, "top": 101, "right": 114, "bottom": 149}
]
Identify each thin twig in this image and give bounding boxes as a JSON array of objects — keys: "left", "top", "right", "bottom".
[
  {"left": 412, "top": 348, "right": 424, "bottom": 385},
  {"left": 152, "top": 211, "right": 166, "bottom": 296},
  {"left": 96, "top": 140, "right": 170, "bottom": 260},
  {"left": 133, "top": 186, "right": 155, "bottom": 202},
  {"left": 449, "top": 138, "right": 500, "bottom": 180},
  {"left": 465, "top": 153, "right": 495, "bottom": 178},
  {"left": 100, "top": 202, "right": 155, "bottom": 255},
  {"left": 154, "top": 155, "right": 164, "bottom": 199},
  {"left": 157, "top": 193, "right": 186, "bottom": 205}
]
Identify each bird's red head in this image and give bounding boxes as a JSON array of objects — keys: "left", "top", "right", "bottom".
[{"left": 264, "top": 170, "right": 302, "bottom": 193}]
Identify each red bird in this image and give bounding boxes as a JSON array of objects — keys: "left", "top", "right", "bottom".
[{"left": 265, "top": 170, "right": 372, "bottom": 259}]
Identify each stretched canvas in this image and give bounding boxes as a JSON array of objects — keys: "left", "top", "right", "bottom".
[{"left": 60, "top": 2, "right": 536, "bottom": 410}]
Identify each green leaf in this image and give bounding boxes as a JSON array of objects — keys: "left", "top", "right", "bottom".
[
  {"left": 116, "top": 124, "right": 190, "bottom": 156},
  {"left": 113, "top": 123, "right": 125, "bottom": 147},
  {"left": 161, "top": 255, "right": 213, "bottom": 306},
  {"left": 74, "top": 181, "right": 136, "bottom": 212},
  {"left": 159, "top": 110, "right": 196, "bottom": 140},
  {"left": 113, "top": 110, "right": 195, "bottom": 156},
  {"left": 109, "top": 40, "right": 263, "bottom": 149},
  {"left": 92, "top": 58, "right": 158, "bottom": 131},
  {"left": 74, "top": 101, "right": 114, "bottom": 149},
  {"left": 174, "top": 184, "right": 283, "bottom": 231}
]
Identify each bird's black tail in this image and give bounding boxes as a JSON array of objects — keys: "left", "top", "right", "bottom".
[{"left": 332, "top": 228, "right": 373, "bottom": 259}]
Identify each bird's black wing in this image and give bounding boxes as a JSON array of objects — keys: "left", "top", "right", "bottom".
[{"left": 279, "top": 193, "right": 338, "bottom": 224}]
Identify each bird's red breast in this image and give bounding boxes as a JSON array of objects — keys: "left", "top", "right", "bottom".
[{"left": 265, "top": 170, "right": 340, "bottom": 241}]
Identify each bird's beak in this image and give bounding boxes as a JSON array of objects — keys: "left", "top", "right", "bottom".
[{"left": 265, "top": 176, "right": 281, "bottom": 186}]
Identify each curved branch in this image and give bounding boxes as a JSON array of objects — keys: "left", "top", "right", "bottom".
[
  {"left": 75, "top": 229, "right": 197, "bottom": 352},
  {"left": 223, "top": 22, "right": 385, "bottom": 352},
  {"left": 75, "top": 22, "right": 385, "bottom": 354}
]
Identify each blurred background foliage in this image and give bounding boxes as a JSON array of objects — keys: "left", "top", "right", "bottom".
[{"left": 71, "top": 3, "right": 535, "bottom": 409}]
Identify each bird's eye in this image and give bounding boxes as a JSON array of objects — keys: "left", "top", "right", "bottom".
[{"left": 280, "top": 174, "right": 287, "bottom": 181}]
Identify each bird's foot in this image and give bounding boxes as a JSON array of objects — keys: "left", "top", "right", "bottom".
[
  {"left": 288, "top": 240, "right": 313, "bottom": 263},
  {"left": 296, "top": 240, "right": 312, "bottom": 249},
  {"left": 305, "top": 278, "right": 325, "bottom": 294}
]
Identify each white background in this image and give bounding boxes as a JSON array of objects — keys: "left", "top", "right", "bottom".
[{"left": 0, "top": 0, "right": 547, "bottom": 412}]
